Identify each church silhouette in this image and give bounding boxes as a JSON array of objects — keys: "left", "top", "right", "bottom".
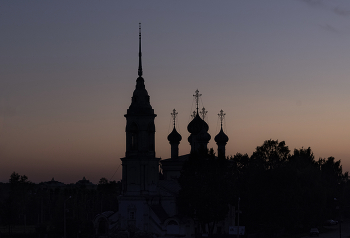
[{"left": 94, "top": 24, "right": 231, "bottom": 238}]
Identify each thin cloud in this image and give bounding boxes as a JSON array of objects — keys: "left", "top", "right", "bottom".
[
  {"left": 333, "top": 7, "right": 350, "bottom": 17},
  {"left": 298, "top": 0, "right": 350, "bottom": 17},
  {"left": 298, "top": 0, "right": 324, "bottom": 7},
  {"left": 318, "top": 23, "right": 340, "bottom": 34},
  {"left": 297, "top": 0, "right": 349, "bottom": 34}
]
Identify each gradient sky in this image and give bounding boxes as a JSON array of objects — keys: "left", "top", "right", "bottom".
[{"left": 1, "top": 0, "right": 350, "bottom": 184}]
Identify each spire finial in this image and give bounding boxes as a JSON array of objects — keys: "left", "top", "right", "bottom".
[
  {"left": 191, "top": 111, "right": 196, "bottom": 118},
  {"left": 171, "top": 109, "right": 178, "bottom": 127},
  {"left": 193, "top": 89, "right": 202, "bottom": 114},
  {"left": 200, "top": 107, "right": 208, "bottom": 120},
  {"left": 218, "top": 109, "right": 226, "bottom": 129},
  {"left": 138, "top": 23, "right": 143, "bottom": 77}
]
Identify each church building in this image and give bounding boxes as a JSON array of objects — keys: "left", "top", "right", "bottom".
[{"left": 94, "top": 25, "right": 230, "bottom": 238}]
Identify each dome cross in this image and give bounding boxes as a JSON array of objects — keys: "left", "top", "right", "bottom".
[
  {"left": 218, "top": 109, "right": 226, "bottom": 128},
  {"left": 200, "top": 107, "right": 208, "bottom": 120},
  {"left": 191, "top": 111, "right": 196, "bottom": 118},
  {"left": 193, "top": 89, "right": 202, "bottom": 114},
  {"left": 171, "top": 109, "right": 178, "bottom": 127}
]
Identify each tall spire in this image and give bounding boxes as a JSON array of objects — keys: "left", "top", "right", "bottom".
[
  {"left": 127, "top": 22, "right": 154, "bottom": 115},
  {"left": 138, "top": 23, "right": 143, "bottom": 77}
]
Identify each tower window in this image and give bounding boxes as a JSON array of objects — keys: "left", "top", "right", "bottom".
[{"left": 131, "top": 132, "right": 138, "bottom": 150}]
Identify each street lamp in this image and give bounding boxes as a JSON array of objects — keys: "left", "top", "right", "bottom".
[{"left": 64, "top": 196, "right": 71, "bottom": 238}]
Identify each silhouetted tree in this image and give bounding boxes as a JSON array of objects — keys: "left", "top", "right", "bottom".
[
  {"left": 282, "top": 147, "right": 325, "bottom": 230},
  {"left": 97, "top": 178, "right": 121, "bottom": 213},
  {"left": 99, "top": 177, "right": 109, "bottom": 185},
  {"left": 250, "top": 139, "right": 290, "bottom": 170},
  {"left": 318, "top": 156, "right": 348, "bottom": 219},
  {"left": 230, "top": 140, "right": 291, "bottom": 233},
  {"left": 4, "top": 172, "right": 34, "bottom": 235},
  {"left": 230, "top": 140, "right": 349, "bottom": 235}
]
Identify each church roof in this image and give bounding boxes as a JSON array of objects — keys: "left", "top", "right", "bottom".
[
  {"left": 161, "top": 154, "right": 190, "bottom": 162},
  {"left": 158, "top": 180, "right": 181, "bottom": 196}
]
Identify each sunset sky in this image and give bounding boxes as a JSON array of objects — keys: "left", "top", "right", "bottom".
[{"left": 1, "top": 0, "right": 350, "bottom": 184}]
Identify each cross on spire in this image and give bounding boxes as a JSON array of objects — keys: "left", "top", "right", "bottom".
[
  {"left": 200, "top": 107, "right": 208, "bottom": 120},
  {"left": 191, "top": 111, "right": 196, "bottom": 118},
  {"left": 138, "top": 23, "right": 143, "bottom": 77},
  {"left": 193, "top": 89, "right": 202, "bottom": 114},
  {"left": 218, "top": 109, "right": 226, "bottom": 129},
  {"left": 171, "top": 109, "right": 178, "bottom": 127}
]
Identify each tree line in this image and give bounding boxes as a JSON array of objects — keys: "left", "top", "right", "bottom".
[{"left": 177, "top": 139, "right": 350, "bottom": 236}]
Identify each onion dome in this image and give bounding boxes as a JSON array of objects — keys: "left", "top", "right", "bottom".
[
  {"left": 187, "top": 114, "right": 209, "bottom": 135},
  {"left": 168, "top": 127, "right": 182, "bottom": 144},
  {"left": 197, "top": 128, "right": 211, "bottom": 143},
  {"left": 214, "top": 128, "right": 229, "bottom": 144}
]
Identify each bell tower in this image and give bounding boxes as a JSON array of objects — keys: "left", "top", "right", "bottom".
[{"left": 121, "top": 24, "right": 160, "bottom": 196}]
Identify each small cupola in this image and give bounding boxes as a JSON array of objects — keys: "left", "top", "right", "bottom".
[
  {"left": 168, "top": 127, "right": 182, "bottom": 144},
  {"left": 214, "top": 110, "right": 229, "bottom": 158},
  {"left": 214, "top": 128, "right": 228, "bottom": 144},
  {"left": 168, "top": 109, "right": 182, "bottom": 159}
]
